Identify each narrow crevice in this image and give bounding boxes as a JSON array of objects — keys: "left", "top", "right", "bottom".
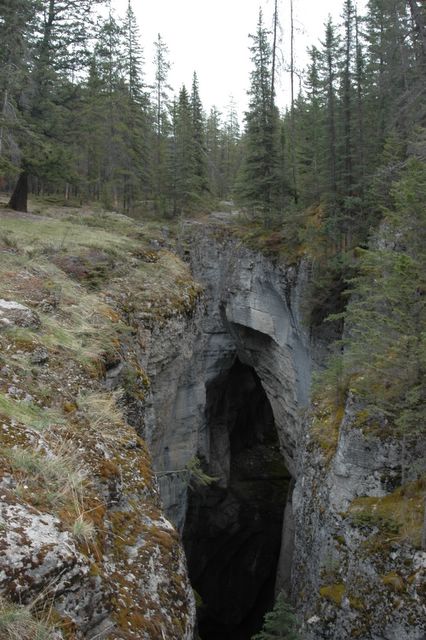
[{"left": 183, "top": 358, "right": 291, "bottom": 640}]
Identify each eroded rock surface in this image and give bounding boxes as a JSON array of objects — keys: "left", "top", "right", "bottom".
[
  {"left": 142, "top": 224, "right": 425, "bottom": 640},
  {"left": 0, "top": 299, "right": 40, "bottom": 329}
]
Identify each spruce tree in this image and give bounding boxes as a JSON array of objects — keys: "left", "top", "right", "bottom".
[
  {"left": 120, "top": 0, "right": 152, "bottom": 210},
  {"left": 222, "top": 97, "right": 241, "bottom": 198},
  {"left": 319, "top": 17, "right": 340, "bottom": 206},
  {"left": 237, "top": 9, "right": 282, "bottom": 222},
  {"left": 0, "top": 0, "right": 34, "bottom": 177},
  {"left": 190, "top": 72, "right": 208, "bottom": 196},
  {"left": 153, "top": 33, "right": 172, "bottom": 211},
  {"left": 252, "top": 593, "right": 300, "bottom": 640},
  {"left": 338, "top": 157, "right": 426, "bottom": 436},
  {"left": 7, "top": 0, "right": 107, "bottom": 211},
  {"left": 206, "top": 106, "right": 224, "bottom": 198},
  {"left": 172, "top": 85, "right": 194, "bottom": 213}
]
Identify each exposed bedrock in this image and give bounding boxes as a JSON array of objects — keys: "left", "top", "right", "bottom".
[
  {"left": 141, "top": 229, "right": 312, "bottom": 636},
  {"left": 143, "top": 230, "right": 311, "bottom": 526},
  {"left": 141, "top": 227, "right": 425, "bottom": 640}
]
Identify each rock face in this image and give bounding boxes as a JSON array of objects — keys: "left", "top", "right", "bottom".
[
  {"left": 0, "top": 211, "right": 199, "bottom": 639},
  {"left": 1, "top": 208, "right": 423, "bottom": 640},
  {"left": 143, "top": 229, "right": 312, "bottom": 525},
  {"left": 293, "top": 397, "right": 426, "bottom": 640},
  {"left": 142, "top": 227, "right": 313, "bottom": 635},
  {"left": 142, "top": 225, "right": 425, "bottom": 640}
]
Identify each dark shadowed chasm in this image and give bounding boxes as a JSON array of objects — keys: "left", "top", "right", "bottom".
[{"left": 183, "top": 358, "right": 291, "bottom": 640}]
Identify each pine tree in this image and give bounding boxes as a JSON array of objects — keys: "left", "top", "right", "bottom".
[
  {"left": 340, "top": 0, "right": 355, "bottom": 198},
  {"left": 297, "top": 46, "right": 323, "bottom": 204},
  {"left": 222, "top": 97, "right": 241, "bottom": 198},
  {"left": 252, "top": 593, "right": 300, "bottom": 640},
  {"left": 172, "top": 85, "right": 195, "bottom": 213},
  {"left": 237, "top": 9, "right": 282, "bottom": 222},
  {"left": 7, "top": 0, "right": 107, "bottom": 211},
  {"left": 338, "top": 156, "right": 426, "bottom": 435},
  {"left": 0, "top": 0, "right": 34, "bottom": 177},
  {"left": 190, "top": 72, "right": 208, "bottom": 195},
  {"left": 205, "top": 106, "right": 224, "bottom": 198},
  {"left": 120, "top": 0, "right": 152, "bottom": 210},
  {"left": 153, "top": 33, "right": 172, "bottom": 210},
  {"left": 318, "top": 17, "right": 340, "bottom": 206}
]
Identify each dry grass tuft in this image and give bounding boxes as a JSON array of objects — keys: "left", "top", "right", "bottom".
[{"left": 0, "top": 596, "right": 56, "bottom": 640}]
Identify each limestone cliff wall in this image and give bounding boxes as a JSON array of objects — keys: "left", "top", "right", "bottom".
[
  {"left": 142, "top": 224, "right": 425, "bottom": 640},
  {"left": 0, "top": 210, "right": 197, "bottom": 640}
]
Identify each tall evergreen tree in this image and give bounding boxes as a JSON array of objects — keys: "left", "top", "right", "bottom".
[
  {"left": 120, "top": 0, "right": 152, "bottom": 210},
  {"left": 297, "top": 46, "right": 323, "bottom": 205},
  {"left": 252, "top": 592, "right": 300, "bottom": 640},
  {"left": 237, "top": 9, "right": 282, "bottom": 221},
  {"left": 7, "top": 0, "right": 107, "bottom": 211},
  {"left": 152, "top": 33, "right": 172, "bottom": 210},
  {"left": 319, "top": 17, "right": 340, "bottom": 205},
  {"left": 222, "top": 97, "right": 241, "bottom": 197},
  {"left": 172, "top": 85, "right": 194, "bottom": 213},
  {"left": 206, "top": 106, "right": 224, "bottom": 198},
  {"left": 0, "top": 0, "right": 34, "bottom": 177},
  {"left": 190, "top": 72, "right": 208, "bottom": 195}
]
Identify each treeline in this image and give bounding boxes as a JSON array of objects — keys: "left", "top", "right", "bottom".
[
  {"left": 0, "top": 1, "right": 425, "bottom": 436},
  {"left": 0, "top": 0, "right": 241, "bottom": 214},
  {"left": 235, "top": 0, "right": 425, "bottom": 440},
  {"left": 1, "top": 0, "right": 424, "bottom": 231},
  {"left": 239, "top": 0, "right": 425, "bottom": 250}
]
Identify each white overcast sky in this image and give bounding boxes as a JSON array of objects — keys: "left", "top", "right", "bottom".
[{"left": 112, "top": 0, "right": 366, "bottom": 118}]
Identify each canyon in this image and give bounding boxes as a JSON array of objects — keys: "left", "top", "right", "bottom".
[
  {"left": 0, "top": 211, "right": 424, "bottom": 639},
  {"left": 140, "top": 223, "right": 425, "bottom": 640}
]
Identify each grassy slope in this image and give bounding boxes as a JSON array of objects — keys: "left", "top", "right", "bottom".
[{"left": 0, "top": 203, "right": 202, "bottom": 638}]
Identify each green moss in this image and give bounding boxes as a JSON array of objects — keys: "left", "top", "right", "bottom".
[
  {"left": 310, "top": 394, "right": 345, "bottom": 463},
  {"left": 319, "top": 583, "right": 346, "bottom": 606},
  {"left": 348, "top": 476, "right": 425, "bottom": 548},
  {"left": 348, "top": 596, "right": 365, "bottom": 611},
  {"left": 381, "top": 572, "right": 405, "bottom": 592}
]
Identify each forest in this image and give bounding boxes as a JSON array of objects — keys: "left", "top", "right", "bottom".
[
  {"left": 1, "top": 0, "right": 423, "bottom": 440},
  {"left": 0, "top": 1, "right": 425, "bottom": 638}
]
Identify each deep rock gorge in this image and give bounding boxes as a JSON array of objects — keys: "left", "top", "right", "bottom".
[
  {"left": 0, "top": 214, "right": 424, "bottom": 640},
  {"left": 142, "top": 224, "right": 425, "bottom": 640}
]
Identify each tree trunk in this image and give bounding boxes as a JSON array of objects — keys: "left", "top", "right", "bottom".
[
  {"left": 0, "top": 90, "right": 9, "bottom": 158},
  {"left": 8, "top": 171, "right": 28, "bottom": 212},
  {"left": 290, "top": 0, "right": 298, "bottom": 204},
  {"left": 407, "top": 0, "right": 426, "bottom": 62}
]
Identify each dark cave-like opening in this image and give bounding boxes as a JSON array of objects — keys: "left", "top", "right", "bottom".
[{"left": 183, "top": 358, "right": 291, "bottom": 640}]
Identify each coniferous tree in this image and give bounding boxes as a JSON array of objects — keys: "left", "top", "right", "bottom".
[
  {"left": 172, "top": 85, "right": 194, "bottom": 213},
  {"left": 237, "top": 9, "right": 282, "bottom": 221},
  {"left": 296, "top": 46, "right": 323, "bottom": 205},
  {"left": 222, "top": 97, "right": 241, "bottom": 198},
  {"left": 340, "top": 0, "right": 355, "bottom": 198},
  {"left": 7, "top": 0, "right": 106, "bottom": 211},
  {"left": 319, "top": 18, "right": 340, "bottom": 207},
  {"left": 190, "top": 72, "right": 208, "bottom": 196},
  {"left": 120, "top": 0, "right": 152, "bottom": 210},
  {"left": 206, "top": 106, "right": 224, "bottom": 198},
  {"left": 252, "top": 592, "right": 300, "bottom": 640},
  {"left": 153, "top": 33, "right": 172, "bottom": 210},
  {"left": 0, "top": 0, "right": 34, "bottom": 178},
  {"left": 336, "top": 156, "right": 426, "bottom": 436}
]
